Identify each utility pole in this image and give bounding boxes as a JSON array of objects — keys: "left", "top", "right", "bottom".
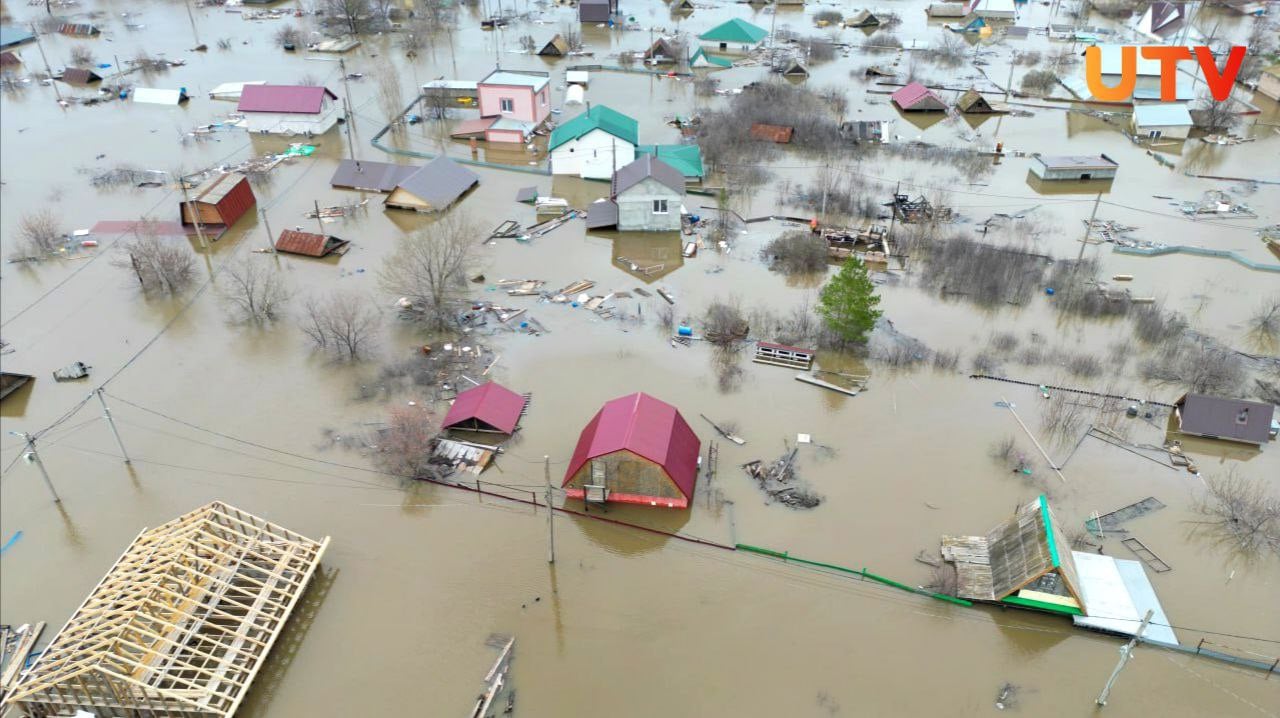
[
  {"left": 113, "top": 53, "right": 124, "bottom": 91},
  {"left": 313, "top": 200, "right": 326, "bottom": 235},
  {"left": 94, "top": 389, "right": 131, "bottom": 464},
  {"left": 886, "top": 180, "right": 901, "bottom": 242},
  {"left": 544, "top": 455, "right": 555, "bottom": 564},
  {"left": 343, "top": 97, "right": 358, "bottom": 164},
  {"left": 1077, "top": 192, "right": 1101, "bottom": 262},
  {"left": 183, "top": 0, "right": 202, "bottom": 49},
  {"left": 820, "top": 163, "right": 829, "bottom": 224},
  {"left": 261, "top": 207, "right": 277, "bottom": 255},
  {"left": 30, "top": 25, "right": 63, "bottom": 103},
  {"left": 1096, "top": 610, "right": 1154, "bottom": 707},
  {"left": 12, "top": 432, "right": 60, "bottom": 502},
  {"left": 1004, "top": 54, "right": 1017, "bottom": 103},
  {"left": 179, "top": 175, "right": 208, "bottom": 249}
]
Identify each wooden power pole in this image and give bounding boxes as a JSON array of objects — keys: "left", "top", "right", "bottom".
[
  {"left": 1096, "top": 610, "right": 1154, "bottom": 707},
  {"left": 544, "top": 455, "right": 555, "bottom": 564}
]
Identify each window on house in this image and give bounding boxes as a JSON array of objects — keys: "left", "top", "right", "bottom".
[
  {"left": 540, "top": 90, "right": 547, "bottom": 107},
  {"left": 652, "top": 199, "right": 669, "bottom": 214},
  {"left": 500, "top": 98, "right": 514, "bottom": 113}
]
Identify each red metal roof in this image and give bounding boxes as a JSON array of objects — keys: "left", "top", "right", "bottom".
[
  {"left": 749, "top": 123, "right": 794, "bottom": 143},
  {"left": 891, "top": 82, "right": 946, "bottom": 110},
  {"left": 237, "top": 85, "right": 337, "bottom": 114},
  {"left": 275, "top": 229, "right": 349, "bottom": 257},
  {"left": 442, "top": 381, "right": 526, "bottom": 434},
  {"left": 184, "top": 173, "right": 256, "bottom": 227},
  {"left": 562, "top": 393, "right": 701, "bottom": 502}
]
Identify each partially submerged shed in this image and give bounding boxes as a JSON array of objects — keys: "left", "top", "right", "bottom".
[
  {"left": 562, "top": 392, "right": 701, "bottom": 508},
  {"left": 0, "top": 372, "right": 34, "bottom": 402},
  {"left": 927, "top": 3, "right": 969, "bottom": 18},
  {"left": 1030, "top": 154, "right": 1118, "bottom": 180},
  {"left": 643, "top": 37, "right": 679, "bottom": 63},
  {"left": 0, "top": 25, "right": 36, "bottom": 50},
  {"left": 955, "top": 88, "right": 995, "bottom": 113},
  {"left": 132, "top": 87, "right": 190, "bottom": 105},
  {"left": 579, "top": 0, "right": 616, "bottom": 23},
  {"left": 5, "top": 501, "right": 330, "bottom": 718},
  {"left": 60, "top": 67, "right": 102, "bottom": 84},
  {"left": 941, "top": 495, "right": 1086, "bottom": 615},
  {"left": 538, "top": 34, "right": 569, "bottom": 56},
  {"left": 330, "top": 159, "right": 419, "bottom": 192},
  {"left": 1132, "top": 103, "right": 1193, "bottom": 140},
  {"left": 57, "top": 23, "right": 100, "bottom": 37},
  {"left": 275, "top": 229, "right": 351, "bottom": 257},
  {"left": 0, "top": 50, "right": 22, "bottom": 67},
  {"left": 181, "top": 172, "right": 256, "bottom": 230},
  {"left": 846, "top": 10, "right": 880, "bottom": 27},
  {"left": 385, "top": 156, "right": 479, "bottom": 212},
  {"left": 1173, "top": 393, "right": 1274, "bottom": 446},
  {"left": 891, "top": 82, "right": 948, "bottom": 111},
  {"left": 442, "top": 381, "right": 527, "bottom": 435}
]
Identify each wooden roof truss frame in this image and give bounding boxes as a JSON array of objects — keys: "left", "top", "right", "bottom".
[{"left": 6, "top": 501, "right": 330, "bottom": 718}]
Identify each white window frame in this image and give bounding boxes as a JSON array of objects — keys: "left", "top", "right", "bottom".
[
  {"left": 500, "top": 97, "right": 514, "bottom": 113},
  {"left": 652, "top": 199, "right": 669, "bottom": 214}
]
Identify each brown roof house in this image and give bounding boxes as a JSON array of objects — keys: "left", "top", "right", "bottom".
[
  {"left": 385, "top": 156, "right": 479, "bottom": 213},
  {"left": 538, "top": 34, "right": 569, "bottom": 56},
  {"left": 180, "top": 173, "right": 257, "bottom": 234},
  {"left": 955, "top": 88, "right": 995, "bottom": 113},
  {"left": 275, "top": 229, "right": 351, "bottom": 258},
  {"left": 1173, "top": 393, "right": 1275, "bottom": 446}
]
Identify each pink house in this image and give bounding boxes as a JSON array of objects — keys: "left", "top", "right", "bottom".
[{"left": 476, "top": 69, "right": 551, "bottom": 143}]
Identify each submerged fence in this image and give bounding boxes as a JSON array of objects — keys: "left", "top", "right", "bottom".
[{"left": 1112, "top": 244, "right": 1280, "bottom": 273}]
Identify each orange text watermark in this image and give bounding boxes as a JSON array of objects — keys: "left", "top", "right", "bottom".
[{"left": 1084, "top": 46, "right": 1248, "bottom": 102}]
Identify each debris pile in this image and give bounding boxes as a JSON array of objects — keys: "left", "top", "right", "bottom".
[{"left": 742, "top": 446, "right": 822, "bottom": 509}]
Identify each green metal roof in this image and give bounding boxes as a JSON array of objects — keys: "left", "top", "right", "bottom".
[
  {"left": 636, "top": 144, "right": 703, "bottom": 178},
  {"left": 548, "top": 104, "right": 639, "bottom": 151},
  {"left": 689, "top": 47, "right": 734, "bottom": 68},
  {"left": 698, "top": 18, "right": 768, "bottom": 44},
  {"left": 1039, "top": 494, "right": 1060, "bottom": 568}
]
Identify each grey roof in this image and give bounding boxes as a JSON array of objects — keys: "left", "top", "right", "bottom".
[
  {"left": 612, "top": 156, "right": 686, "bottom": 197},
  {"left": 1177, "top": 394, "right": 1274, "bottom": 445},
  {"left": 329, "top": 159, "right": 420, "bottom": 192},
  {"left": 1036, "top": 155, "right": 1118, "bottom": 171},
  {"left": 392, "top": 156, "right": 479, "bottom": 209},
  {"left": 0, "top": 25, "right": 35, "bottom": 49},
  {"left": 585, "top": 199, "right": 618, "bottom": 229},
  {"left": 580, "top": 0, "right": 614, "bottom": 22}
]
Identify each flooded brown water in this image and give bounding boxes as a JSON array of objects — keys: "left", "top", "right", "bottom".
[{"left": 2, "top": 0, "right": 1279, "bottom": 715}]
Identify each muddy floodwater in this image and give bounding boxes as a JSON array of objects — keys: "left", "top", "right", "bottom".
[{"left": 2, "top": 0, "right": 1279, "bottom": 715}]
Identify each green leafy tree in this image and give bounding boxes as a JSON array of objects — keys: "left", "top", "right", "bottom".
[{"left": 818, "top": 257, "right": 881, "bottom": 344}]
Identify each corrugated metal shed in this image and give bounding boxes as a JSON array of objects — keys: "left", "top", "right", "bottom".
[
  {"left": 1175, "top": 393, "right": 1274, "bottom": 445},
  {"left": 750, "top": 123, "right": 794, "bottom": 143},
  {"left": 384, "top": 156, "right": 479, "bottom": 212},
  {"left": 275, "top": 229, "right": 350, "bottom": 257},
  {"left": 181, "top": 173, "right": 256, "bottom": 228},
  {"left": 1072, "top": 552, "right": 1179, "bottom": 644},
  {"left": 442, "top": 381, "right": 526, "bottom": 434},
  {"left": 238, "top": 85, "right": 337, "bottom": 114},
  {"left": 329, "top": 159, "right": 420, "bottom": 192},
  {"left": 562, "top": 392, "right": 701, "bottom": 505}
]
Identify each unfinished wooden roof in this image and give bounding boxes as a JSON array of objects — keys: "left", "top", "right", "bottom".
[
  {"left": 7, "top": 501, "right": 330, "bottom": 718},
  {"left": 941, "top": 496, "right": 1084, "bottom": 614}
]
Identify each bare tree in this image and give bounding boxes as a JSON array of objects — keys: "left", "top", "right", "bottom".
[
  {"left": 379, "top": 212, "right": 481, "bottom": 331},
  {"left": 11, "top": 208, "right": 63, "bottom": 260},
  {"left": 702, "top": 298, "right": 749, "bottom": 345},
  {"left": 761, "top": 230, "right": 827, "bottom": 275},
  {"left": 1246, "top": 295, "right": 1280, "bottom": 345},
  {"left": 1194, "top": 470, "right": 1280, "bottom": 558},
  {"left": 518, "top": 34, "right": 536, "bottom": 53},
  {"left": 220, "top": 257, "right": 291, "bottom": 322},
  {"left": 113, "top": 222, "right": 196, "bottom": 295},
  {"left": 420, "top": 87, "right": 452, "bottom": 120},
  {"left": 375, "top": 64, "right": 404, "bottom": 124},
  {"left": 374, "top": 405, "right": 439, "bottom": 479},
  {"left": 1196, "top": 89, "right": 1240, "bottom": 131},
  {"left": 68, "top": 45, "right": 93, "bottom": 67},
  {"left": 322, "top": 0, "right": 371, "bottom": 35},
  {"left": 558, "top": 21, "right": 583, "bottom": 51},
  {"left": 274, "top": 24, "right": 301, "bottom": 48},
  {"left": 299, "top": 291, "right": 380, "bottom": 361},
  {"left": 1240, "top": 18, "right": 1277, "bottom": 83}
]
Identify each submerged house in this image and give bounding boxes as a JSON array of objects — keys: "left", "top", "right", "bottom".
[
  {"left": 5, "top": 501, "right": 331, "bottom": 718},
  {"left": 442, "top": 381, "right": 527, "bottom": 435},
  {"left": 237, "top": 84, "right": 341, "bottom": 135},
  {"left": 329, "top": 159, "right": 419, "bottom": 192},
  {"left": 643, "top": 37, "right": 679, "bottom": 64},
  {"left": 384, "top": 156, "right": 479, "bottom": 212},
  {"left": 60, "top": 67, "right": 102, "bottom": 84},
  {"left": 562, "top": 392, "right": 701, "bottom": 508},
  {"left": 549, "top": 103, "right": 639, "bottom": 179},
  {"left": 1030, "top": 154, "right": 1118, "bottom": 180},
  {"left": 955, "top": 88, "right": 995, "bottom": 113},
  {"left": 1063, "top": 45, "right": 1195, "bottom": 103},
  {"left": 476, "top": 69, "right": 551, "bottom": 143},
  {"left": 1173, "top": 393, "right": 1275, "bottom": 446},
  {"left": 971, "top": 0, "right": 1016, "bottom": 19},
  {"left": 636, "top": 143, "right": 704, "bottom": 182},
  {"left": 612, "top": 155, "right": 685, "bottom": 232},
  {"left": 698, "top": 18, "right": 768, "bottom": 52},
  {"left": 845, "top": 9, "right": 880, "bottom": 27},
  {"left": 579, "top": 0, "right": 616, "bottom": 23},
  {"left": 891, "top": 82, "right": 947, "bottom": 111},
  {"left": 275, "top": 229, "right": 350, "bottom": 258},
  {"left": 0, "top": 25, "right": 35, "bottom": 50},
  {"left": 180, "top": 172, "right": 256, "bottom": 232},
  {"left": 538, "top": 34, "right": 569, "bottom": 56},
  {"left": 1132, "top": 103, "right": 1193, "bottom": 140},
  {"left": 689, "top": 47, "right": 733, "bottom": 69}
]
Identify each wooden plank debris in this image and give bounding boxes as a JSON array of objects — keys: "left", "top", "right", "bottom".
[
  {"left": 1121, "top": 537, "right": 1172, "bottom": 573},
  {"left": 700, "top": 414, "right": 746, "bottom": 445}
]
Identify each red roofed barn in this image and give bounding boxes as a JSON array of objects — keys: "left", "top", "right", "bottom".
[
  {"left": 179, "top": 172, "right": 256, "bottom": 233},
  {"left": 563, "top": 392, "right": 701, "bottom": 508},
  {"left": 237, "top": 84, "right": 341, "bottom": 135},
  {"left": 891, "top": 82, "right": 948, "bottom": 112},
  {"left": 442, "top": 381, "right": 526, "bottom": 435}
]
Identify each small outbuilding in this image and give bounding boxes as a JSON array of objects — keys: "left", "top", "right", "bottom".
[
  {"left": 1132, "top": 103, "right": 1193, "bottom": 140},
  {"left": 955, "top": 88, "right": 995, "bottom": 113},
  {"left": 891, "top": 82, "right": 947, "bottom": 111},
  {"left": 1030, "top": 154, "right": 1118, "bottom": 180},
  {"left": 57, "top": 23, "right": 100, "bottom": 37},
  {"left": 238, "top": 84, "right": 341, "bottom": 135},
  {"left": 750, "top": 122, "right": 794, "bottom": 143},
  {"left": 539, "top": 34, "right": 569, "bottom": 56},
  {"left": 1136, "top": 1, "right": 1186, "bottom": 41},
  {"left": 0, "top": 25, "right": 36, "bottom": 50},
  {"left": 927, "top": 3, "right": 969, "bottom": 18},
  {"left": 385, "top": 156, "right": 479, "bottom": 213},
  {"left": 181, "top": 172, "right": 256, "bottom": 230},
  {"left": 60, "top": 67, "right": 102, "bottom": 84},
  {"left": 1173, "top": 393, "right": 1275, "bottom": 446},
  {"left": 0, "top": 50, "right": 21, "bottom": 67},
  {"left": 781, "top": 59, "right": 809, "bottom": 77},
  {"left": 330, "top": 159, "right": 420, "bottom": 192},
  {"left": 612, "top": 155, "right": 685, "bottom": 232},
  {"left": 580, "top": 0, "right": 616, "bottom": 23},
  {"left": 275, "top": 229, "right": 351, "bottom": 257},
  {"left": 643, "top": 37, "right": 679, "bottom": 64},
  {"left": 0, "top": 372, "right": 34, "bottom": 402},
  {"left": 972, "top": 0, "right": 1016, "bottom": 19},
  {"left": 442, "top": 381, "right": 527, "bottom": 435},
  {"left": 562, "top": 392, "right": 701, "bottom": 509},
  {"left": 689, "top": 47, "right": 733, "bottom": 69},
  {"left": 132, "top": 87, "right": 190, "bottom": 105},
  {"left": 846, "top": 10, "right": 880, "bottom": 27}
]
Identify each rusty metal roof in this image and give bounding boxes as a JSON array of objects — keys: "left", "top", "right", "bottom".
[
  {"left": 749, "top": 123, "right": 794, "bottom": 143},
  {"left": 275, "top": 229, "right": 350, "bottom": 257}
]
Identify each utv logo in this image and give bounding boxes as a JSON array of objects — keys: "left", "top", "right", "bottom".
[{"left": 1084, "top": 46, "right": 1248, "bottom": 102}]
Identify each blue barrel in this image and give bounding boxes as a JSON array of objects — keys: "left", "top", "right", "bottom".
[{"left": 677, "top": 325, "right": 693, "bottom": 337}]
